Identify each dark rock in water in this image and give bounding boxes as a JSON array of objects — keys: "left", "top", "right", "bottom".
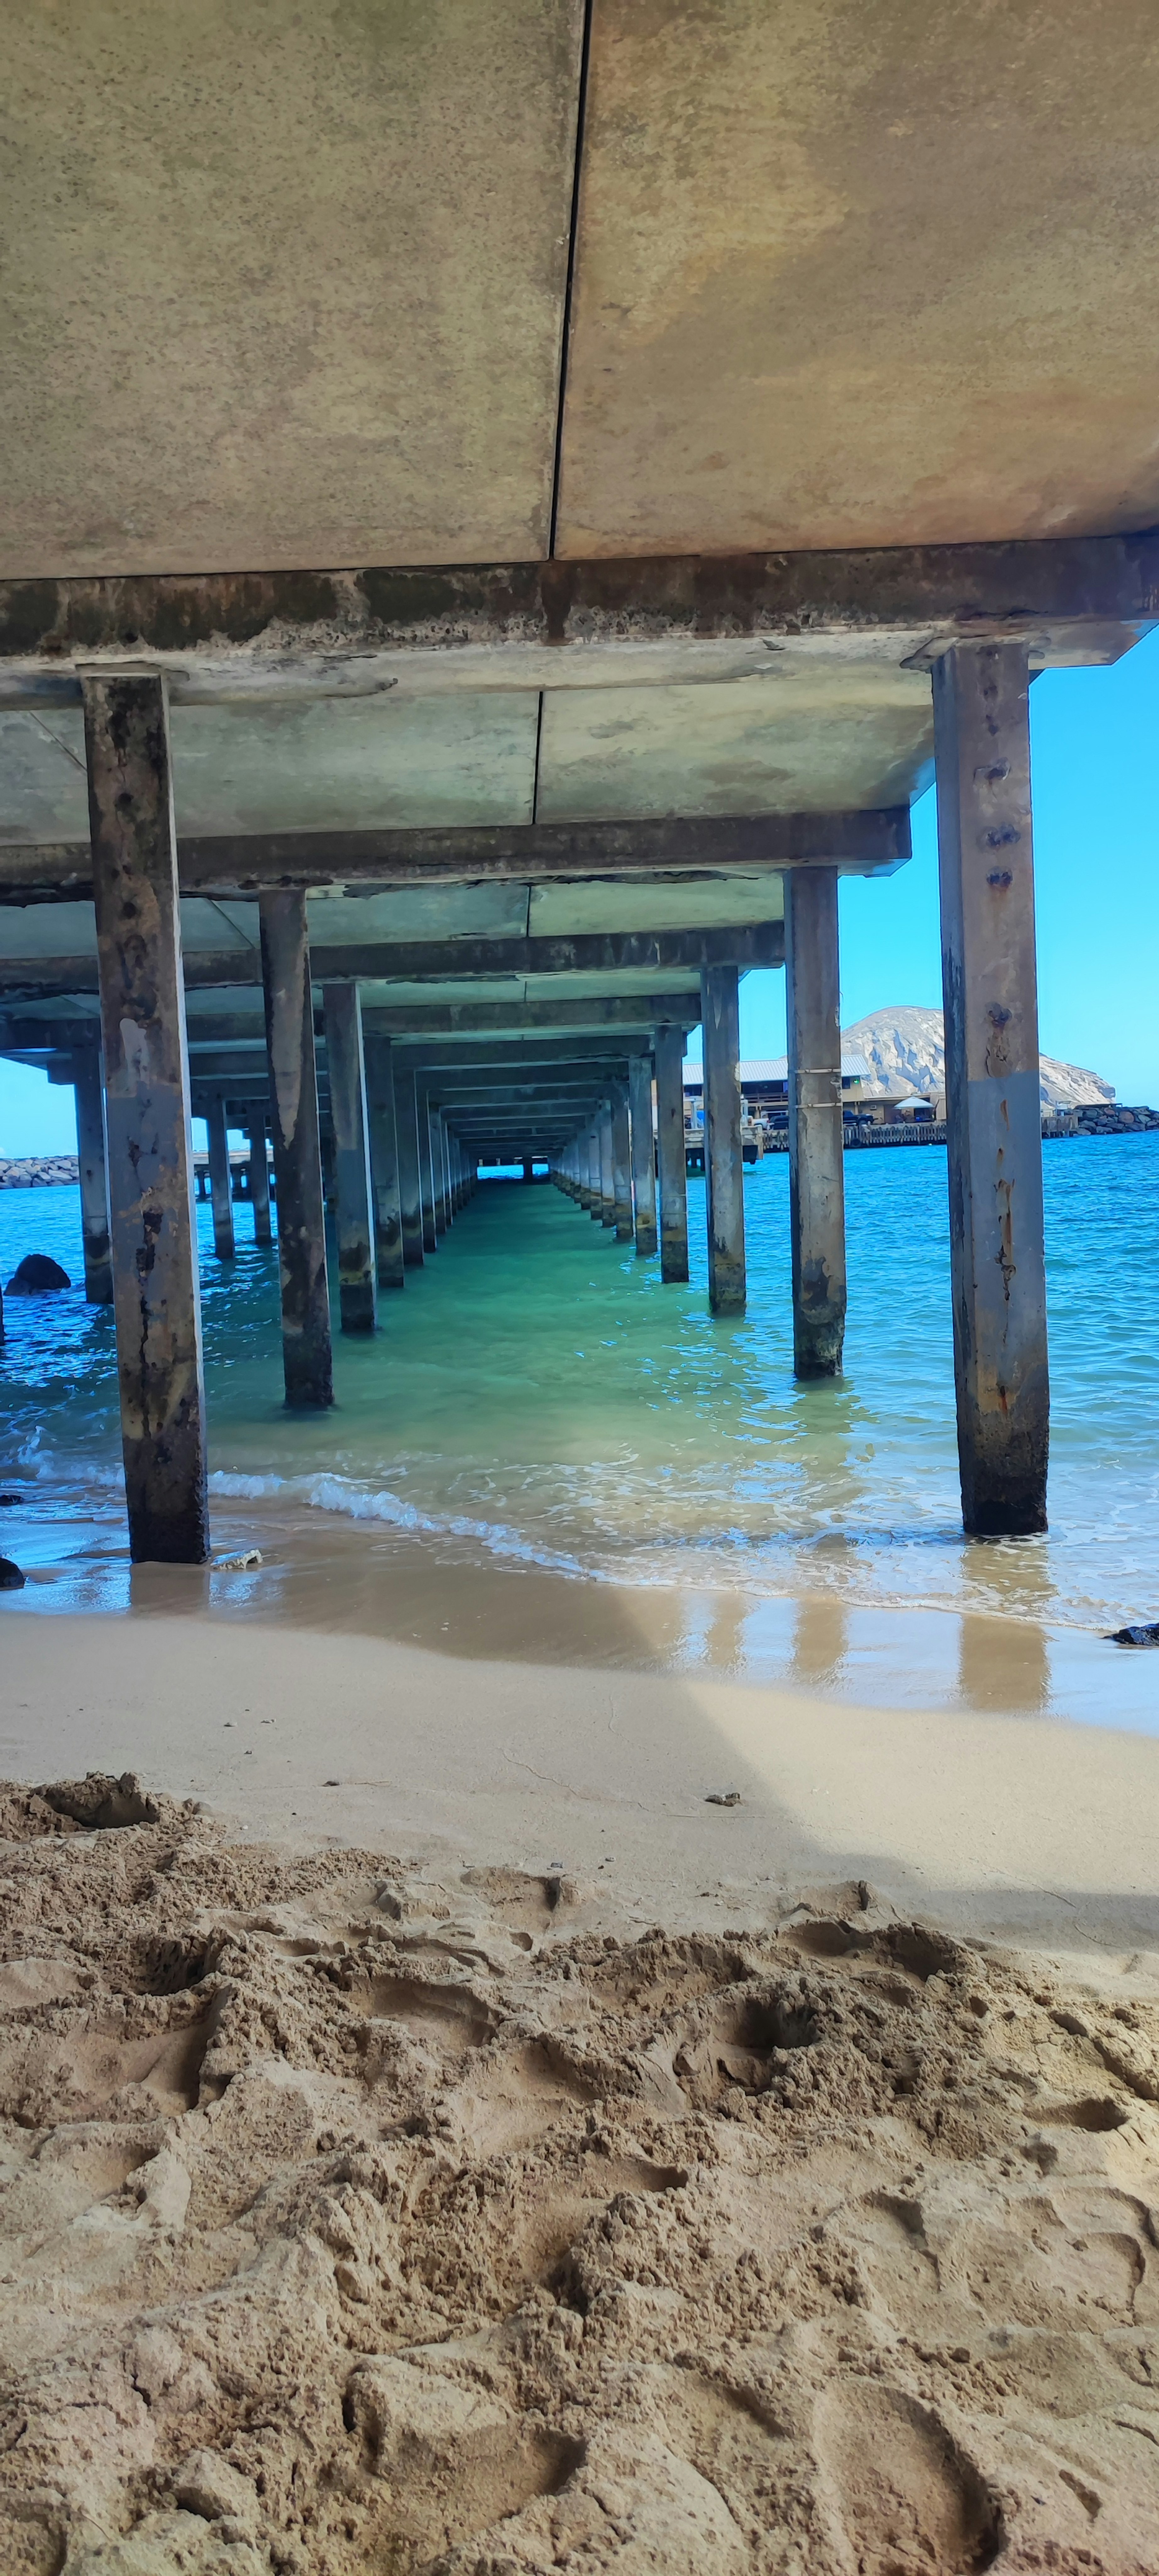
[
  {"left": 0, "top": 1557, "right": 25, "bottom": 1589},
  {"left": 5, "top": 1253, "right": 71, "bottom": 1293},
  {"left": 0, "top": 1492, "right": 20, "bottom": 1506},
  {"left": 1108, "top": 1621, "right": 1159, "bottom": 1647}
]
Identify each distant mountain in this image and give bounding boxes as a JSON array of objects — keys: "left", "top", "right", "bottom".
[{"left": 842, "top": 1006, "right": 1115, "bottom": 1111}]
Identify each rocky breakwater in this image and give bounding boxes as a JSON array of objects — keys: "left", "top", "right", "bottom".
[
  {"left": 1046, "top": 1104, "right": 1159, "bottom": 1137},
  {"left": 0, "top": 1155, "right": 79, "bottom": 1188}
]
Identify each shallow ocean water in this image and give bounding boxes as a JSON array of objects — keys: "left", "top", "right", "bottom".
[{"left": 1, "top": 1135, "right": 1157, "bottom": 1656}]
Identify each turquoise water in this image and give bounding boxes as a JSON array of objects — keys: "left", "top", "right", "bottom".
[{"left": 1, "top": 1136, "right": 1158, "bottom": 1639}]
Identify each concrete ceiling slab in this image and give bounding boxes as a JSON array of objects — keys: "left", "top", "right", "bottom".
[
  {"left": 168, "top": 698, "right": 540, "bottom": 834},
  {"left": 0, "top": 902, "right": 96, "bottom": 961},
  {"left": 4, "top": 0, "right": 583, "bottom": 576},
  {"left": 527, "top": 871, "right": 784, "bottom": 935},
  {"left": 304, "top": 885, "right": 531, "bottom": 946},
  {"left": 557, "top": 0, "right": 1159, "bottom": 556},
  {"left": 537, "top": 668, "right": 933, "bottom": 820},
  {"left": 0, "top": 696, "right": 541, "bottom": 840}
]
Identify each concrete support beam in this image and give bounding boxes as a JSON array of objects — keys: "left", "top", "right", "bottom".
[
  {"left": 0, "top": 810, "right": 908, "bottom": 903},
  {"left": 363, "top": 1030, "right": 404, "bottom": 1288},
  {"left": 6, "top": 536, "right": 1152, "bottom": 691},
  {"left": 934, "top": 641, "right": 1049, "bottom": 1536},
  {"left": 247, "top": 1120, "right": 272, "bottom": 1244},
  {"left": 259, "top": 890, "right": 333, "bottom": 1407},
  {"left": 206, "top": 1094, "right": 236, "bottom": 1260},
  {"left": 273, "top": 922, "right": 786, "bottom": 985},
  {"left": 629, "top": 1054, "right": 657, "bottom": 1257},
  {"left": 654, "top": 1025, "right": 689, "bottom": 1285},
  {"left": 82, "top": 671, "right": 209, "bottom": 1563},
  {"left": 72, "top": 1044, "right": 113, "bottom": 1303},
  {"left": 785, "top": 868, "right": 847, "bottom": 1375},
  {"left": 323, "top": 983, "right": 377, "bottom": 1334},
  {"left": 611, "top": 1086, "right": 633, "bottom": 1241},
  {"left": 701, "top": 964, "right": 746, "bottom": 1315},
  {"left": 396, "top": 1070, "right": 426, "bottom": 1269}
]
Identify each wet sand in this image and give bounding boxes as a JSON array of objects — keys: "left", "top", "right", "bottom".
[
  {"left": 3, "top": 1503, "right": 1159, "bottom": 1953},
  {"left": 2, "top": 1519, "right": 1159, "bottom": 2569}
]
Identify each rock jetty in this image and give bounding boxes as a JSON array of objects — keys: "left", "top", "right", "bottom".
[{"left": 0, "top": 1156, "right": 79, "bottom": 1188}]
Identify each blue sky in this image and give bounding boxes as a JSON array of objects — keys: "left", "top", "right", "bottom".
[{"left": 2, "top": 628, "right": 1157, "bottom": 1155}]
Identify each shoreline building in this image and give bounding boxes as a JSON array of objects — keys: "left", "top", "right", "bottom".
[{"left": 2, "top": 6, "right": 1157, "bottom": 1552}]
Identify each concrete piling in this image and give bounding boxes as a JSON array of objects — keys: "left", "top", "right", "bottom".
[
  {"left": 247, "top": 1120, "right": 273, "bottom": 1244},
  {"left": 611, "top": 1086, "right": 633, "bottom": 1240},
  {"left": 934, "top": 639, "right": 1049, "bottom": 1536},
  {"left": 701, "top": 966, "right": 746, "bottom": 1313},
  {"left": 599, "top": 1104, "right": 616, "bottom": 1225},
  {"left": 82, "top": 670, "right": 209, "bottom": 1563},
  {"left": 72, "top": 1042, "right": 113, "bottom": 1303},
  {"left": 323, "top": 983, "right": 378, "bottom": 1333},
  {"left": 259, "top": 889, "right": 334, "bottom": 1408},
  {"left": 363, "top": 1031, "right": 404, "bottom": 1286},
  {"left": 206, "top": 1094, "right": 236, "bottom": 1261},
  {"left": 419, "top": 1094, "right": 439, "bottom": 1250},
  {"left": 397, "top": 1071, "right": 426, "bottom": 1267},
  {"left": 628, "top": 1054, "right": 657, "bottom": 1256},
  {"left": 654, "top": 1025, "right": 689, "bottom": 1284},
  {"left": 785, "top": 869, "right": 847, "bottom": 1374},
  {"left": 440, "top": 1118, "right": 455, "bottom": 1226}
]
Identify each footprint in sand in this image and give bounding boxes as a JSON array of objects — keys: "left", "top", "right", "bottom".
[
  {"left": 814, "top": 2380, "right": 1001, "bottom": 2573},
  {"left": 671, "top": 1981, "right": 820, "bottom": 2108}
]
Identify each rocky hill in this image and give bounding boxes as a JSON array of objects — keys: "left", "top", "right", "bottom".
[{"left": 842, "top": 1006, "right": 1114, "bottom": 1111}]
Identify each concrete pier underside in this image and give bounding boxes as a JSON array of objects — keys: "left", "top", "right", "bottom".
[{"left": 2, "top": 5, "right": 1158, "bottom": 1551}]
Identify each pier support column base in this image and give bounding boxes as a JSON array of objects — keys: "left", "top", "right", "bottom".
[
  {"left": 935, "top": 640, "right": 1049, "bottom": 1536},
  {"left": 261, "top": 891, "right": 334, "bottom": 1407},
  {"left": 701, "top": 965, "right": 746, "bottom": 1315},
  {"left": 786, "top": 869, "right": 846, "bottom": 1377},
  {"left": 83, "top": 671, "right": 209, "bottom": 1562},
  {"left": 655, "top": 1026, "right": 689, "bottom": 1283}
]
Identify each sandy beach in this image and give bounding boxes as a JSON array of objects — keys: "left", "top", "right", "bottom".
[{"left": 2, "top": 1529, "right": 1159, "bottom": 2572}]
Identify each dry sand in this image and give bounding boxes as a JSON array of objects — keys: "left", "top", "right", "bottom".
[{"left": 2, "top": 1566, "right": 1159, "bottom": 2570}]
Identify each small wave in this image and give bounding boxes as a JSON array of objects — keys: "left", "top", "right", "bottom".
[{"left": 207, "top": 1467, "right": 594, "bottom": 1579}]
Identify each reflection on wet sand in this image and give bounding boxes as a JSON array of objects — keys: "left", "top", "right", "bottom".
[
  {"left": 958, "top": 1611, "right": 1050, "bottom": 1714},
  {"left": 790, "top": 1594, "right": 850, "bottom": 1688},
  {"left": 5, "top": 1491, "right": 1157, "bottom": 1742}
]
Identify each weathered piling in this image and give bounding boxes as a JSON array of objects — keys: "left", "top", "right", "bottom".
[
  {"left": 701, "top": 965, "right": 746, "bottom": 1314},
  {"left": 323, "top": 983, "right": 378, "bottom": 1332},
  {"left": 599, "top": 1104, "right": 616, "bottom": 1226},
  {"left": 247, "top": 1120, "right": 273, "bottom": 1244},
  {"left": 396, "top": 1071, "right": 426, "bottom": 1268},
  {"left": 611, "top": 1086, "right": 633, "bottom": 1240},
  {"left": 424, "top": 1098, "right": 445, "bottom": 1241},
  {"left": 363, "top": 1031, "right": 404, "bottom": 1286},
  {"left": 72, "top": 1042, "right": 113, "bottom": 1302},
  {"left": 82, "top": 670, "right": 209, "bottom": 1562},
  {"left": 654, "top": 1025, "right": 689, "bottom": 1283},
  {"left": 259, "top": 889, "right": 333, "bottom": 1407},
  {"left": 934, "top": 639, "right": 1049, "bottom": 1535},
  {"left": 206, "top": 1094, "right": 236, "bottom": 1261},
  {"left": 628, "top": 1054, "right": 657, "bottom": 1256},
  {"left": 583, "top": 1126, "right": 598, "bottom": 1212},
  {"left": 785, "top": 868, "right": 846, "bottom": 1374}
]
